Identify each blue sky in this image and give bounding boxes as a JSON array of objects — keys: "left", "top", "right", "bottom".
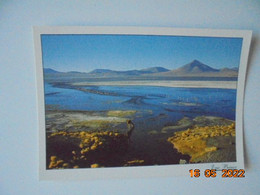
[{"left": 41, "top": 34, "right": 242, "bottom": 72}]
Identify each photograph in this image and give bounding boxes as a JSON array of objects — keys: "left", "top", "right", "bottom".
[
  {"left": 3, "top": 0, "right": 259, "bottom": 194},
  {"left": 34, "top": 27, "right": 251, "bottom": 178}
]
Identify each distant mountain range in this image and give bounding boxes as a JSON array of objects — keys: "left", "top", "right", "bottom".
[
  {"left": 44, "top": 68, "right": 60, "bottom": 74},
  {"left": 44, "top": 60, "right": 238, "bottom": 78},
  {"left": 87, "top": 66, "right": 170, "bottom": 76}
]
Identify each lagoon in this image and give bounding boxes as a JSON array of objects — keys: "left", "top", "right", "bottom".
[
  {"left": 45, "top": 83, "right": 236, "bottom": 133},
  {"left": 44, "top": 82, "right": 237, "bottom": 166}
]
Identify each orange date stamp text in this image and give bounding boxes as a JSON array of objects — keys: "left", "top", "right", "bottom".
[{"left": 189, "top": 169, "right": 245, "bottom": 178}]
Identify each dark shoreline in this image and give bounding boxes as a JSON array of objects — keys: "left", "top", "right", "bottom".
[{"left": 44, "top": 74, "right": 238, "bottom": 83}]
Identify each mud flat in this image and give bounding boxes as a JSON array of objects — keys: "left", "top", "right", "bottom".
[
  {"left": 45, "top": 110, "right": 136, "bottom": 133},
  {"left": 46, "top": 109, "right": 144, "bottom": 169},
  {"left": 167, "top": 121, "right": 236, "bottom": 163},
  {"left": 73, "top": 80, "right": 237, "bottom": 89},
  {"left": 161, "top": 116, "right": 234, "bottom": 133}
]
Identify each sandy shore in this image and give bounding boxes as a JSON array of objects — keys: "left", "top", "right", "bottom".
[{"left": 73, "top": 80, "right": 237, "bottom": 89}]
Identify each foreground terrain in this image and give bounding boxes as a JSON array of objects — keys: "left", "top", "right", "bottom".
[{"left": 46, "top": 110, "right": 236, "bottom": 169}]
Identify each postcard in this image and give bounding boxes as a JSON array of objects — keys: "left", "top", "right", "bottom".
[{"left": 33, "top": 26, "right": 252, "bottom": 180}]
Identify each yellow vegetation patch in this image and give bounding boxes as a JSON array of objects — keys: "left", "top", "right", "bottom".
[
  {"left": 72, "top": 120, "right": 111, "bottom": 129},
  {"left": 107, "top": 110, "right": 136, "bottom": 117},
  {"left": 90, "top": 163, "right": 100, "bottom": 168},
  {"left": 47, "top": 130, "right": 128, "bottom": 169},
  {"left": 167, "top": 123, "right": 235, "bottom": 162},
  {"left": 48, "top": 156, "right": 66, "bottom": 169}
]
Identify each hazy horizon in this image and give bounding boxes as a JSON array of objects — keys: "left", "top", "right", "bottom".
[{"left": 41, "top": 34, "right": 242, "bottom": 72}]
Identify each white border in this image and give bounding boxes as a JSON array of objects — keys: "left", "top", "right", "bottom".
[{"left": 33, "top": 26, "right": 252, "bottom": 180}]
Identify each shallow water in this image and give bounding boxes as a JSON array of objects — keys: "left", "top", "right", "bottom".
[{"left": 45, "top": 83, "right": 236, "bottom": 131}]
